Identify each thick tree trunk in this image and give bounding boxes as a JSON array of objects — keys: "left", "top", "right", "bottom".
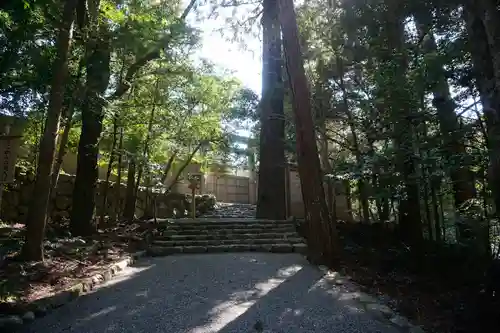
[
  {"left": 22, "top": 0, "right": 78, "bottom": 261},
  {"left": 464, "top": 3, "right": 500, "bottom": 216},
  {"left": 70, "top": 27, "right": 111, "bottom": 236},
  {"left": 278, "top": 0, "right": 340, "bottom": 264},
  {"left": 257, "top": 0, "right": 286, "bottom": 220},
  {"left": 478, "top": 0, "right": 500, "bottom": 90}
]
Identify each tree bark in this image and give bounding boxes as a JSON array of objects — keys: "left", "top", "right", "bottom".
[
  {"left": 115, "top": 126, "right": 124, "bottom": 220},
  {"left": 379, "top": 0, "right": 422, "bottom": 244},
  {"left": 134, "top": 103, "right": 157, "bottom": 200},
  {"left": 257, "top": 0, "right": 286, "bottom": 220},
  {"left": 415, "top": 13, "right": 477, "bottom": 241},
  {"left": 315, "top": 81, "right": 334, "bottom": 216},
  {"left": 99, "top": 116, "right": 118, "bottom": 226},
  {"left": 51, "top": 58, "right": 84, "bottom": 196},
  {"left": 336, "top": 58, "right": 370, "bottom": 223},
  {"left": 160, "top": 152, "right": 178, "bottom": 185},
  {"left": 69, "top": 0, "right": 196, "bottom": 233},
  {"left": 464, "top": 2, "right": 500, "bottom": 217},
  {"left": 22, "top": 0, "right": 78, "bottom": 261},
  {"left": 165, "top": 141, "right": 205, "bottom": 192},
  {"left": 123, "top": 159, "right": 137, "bottom": 221},
  {"left": 278, "top": 0, "right": 340, "bottom": 264},
  {"left": 70, "top": 25, "right": 111, "bottom": 236}
]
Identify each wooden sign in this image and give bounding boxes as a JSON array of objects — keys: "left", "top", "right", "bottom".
[
  {"left": 187, "top": 173, "right": 202, "bottom": 188},
  {"left": 0, "top": 115, "right": 26, "bottom": 183}
]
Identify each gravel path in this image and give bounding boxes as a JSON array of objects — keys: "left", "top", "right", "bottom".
[{"left": 21, "top": 253, "right": 401, "bottom": 333}]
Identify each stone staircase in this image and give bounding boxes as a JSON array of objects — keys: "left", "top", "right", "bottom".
[{"left": 147, "top": 218, "right": 308, "bottom": 256}]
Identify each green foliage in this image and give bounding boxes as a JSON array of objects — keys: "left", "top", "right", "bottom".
[
  {"left": 290, "top": 0, "right": 493, "bottom": 236},
  {"left": 1, "top": 0, "right": 258, "bottom": 186}
]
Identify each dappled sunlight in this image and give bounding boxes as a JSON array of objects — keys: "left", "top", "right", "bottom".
[
  {"left": 278, "top": 307, "right": 304, "bottom": 320},
  {"left": 91, "top": 264, "right": 156, "bottom": 291},
  {"left": 308, "top": 271, "right": 341, "bottom": 292},
  {"left": 54, "top": 263, "right": 157, "bottom": 331},
  {"left": 187, "top": 264, "right": 303, "bottom": 333},
  {"left": 80, "top": 305, "right": 117, "bottom": 322},
  {"left": 18, "top": 255, "right": 402, "bottom": 333}
]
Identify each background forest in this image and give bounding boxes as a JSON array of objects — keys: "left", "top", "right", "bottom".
[{"left": 2, "top": 0, "right": 500, "bottom": 332}]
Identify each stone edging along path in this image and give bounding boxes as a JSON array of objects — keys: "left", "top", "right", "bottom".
[
  {"left": 317, "top": 265, "right": 426, "bottom": 333},
  {"left": 0, "top": 251, "right": 147, "bottom": 331},
  {"left": 1, "top": 251, "right": 426, "bottom": 333}
]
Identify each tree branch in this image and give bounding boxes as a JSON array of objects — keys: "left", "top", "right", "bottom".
[{"left": 109, "top": 0, "right": 198, "bottom": 100}]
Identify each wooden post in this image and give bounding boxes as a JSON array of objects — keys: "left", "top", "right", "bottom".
[
  {"left": 188, "top": 173, "right": 202, "bottom": 220},
  {"left": 0, "top": 124, "right": 10, "bottom": 214},
  {"left": 191, "top": 185, "right": 196, "bottom": 219}
]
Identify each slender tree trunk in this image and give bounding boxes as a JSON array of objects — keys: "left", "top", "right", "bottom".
[
  {"left": 318, "top": 112, "right": 334, "bottom": 215},
  {"left": 115, "top": 126, "right": 123, "bottom": 220},
  {"left": 22, "top": 0, "right": 78, "bottom": 261},
  {"left": 416, "top": 13, "right": 477, "bottom": 241},
  {"left": 99, "top": 116, "right": 118, "bottom": 226},
  {"left": 380, "top": 195, "right": 390, "bottom": 223},
  {"left": 134, "top": 103, "right": 156, "bottom": 200},
  {"left": 430, "top": 176, "right": 442, "bottom": 243},
  {"left": 337, "top": 58, "right": 370, "bottom": 223},
  {"left": 422, "top": 167, "right": 433, "bottom": 240},
  {"left": 345, "top": 179, "right": 353, "bottom": 220},
  {"left": 314, "top": 70, "right": 334, "bottom": 216},
  {"left": 70, "top": 24, "right": 111, "bottom": 236},
  {"left": 379, "top": 0, "right": 422, "bottom": 244},
  {"left": 160, "top": 152, "right": 178, "bottom": 185},
  {"left": 257, "top": 0, "right": 286, "bottom": 220},
  {"left": 51, "top": 57, "right": 84, "bottom": 195},
  {"left": 278, "top": 0, "right": 340, "bottom": 264},
  {"left": 438, "top": 189, "right": 446, "bottom": 242},
  {"left": 123, "top": 159, "right": 137, "bottom": 221},
  {"left": 165, "top": 141, "right": 205, "bottom": 192},
  {"left": 51, "top": 112, "right": 72, "bottom": 191}
]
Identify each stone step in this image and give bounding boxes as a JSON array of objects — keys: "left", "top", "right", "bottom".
[
  {"left": 160, "top": 223, "right": 296, "bottom": 230},
  {"left": 160, "top": 227, "right": 297, "bottom": 236},
  {"left": 200, "top": 215, "right": 256, "bottom": 218},
  {"left": 152, "top": 237, "right": 305, "bottom": 247},
  {"left": 156, "top": 218, "right": 294, "bottom": 225},
  {"left": 156, "top": 232, "right": 300, "bottom": 241},
  {"left": 147, "top": 243, "right": 308, "bottom": 256}
]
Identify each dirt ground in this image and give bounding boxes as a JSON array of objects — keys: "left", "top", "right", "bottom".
[
  {"left": 0, "top": 221, "right": 152, "bottom": 312},
  {"left": 331, "top": 223, "right": 500, "bottom": 333}
]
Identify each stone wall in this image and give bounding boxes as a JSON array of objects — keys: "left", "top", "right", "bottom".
[
  {"left": 287, "top": 169, "right": 352, "bottom": 221},
  {"left": 0, "top": 172, "right": 216, "bottom": 223},
  {"left": 57, "top": 152, "right": 351, "bottom": 219}
]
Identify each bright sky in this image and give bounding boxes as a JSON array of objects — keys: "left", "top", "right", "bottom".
[{"left": 184, "top": 1, "right": 263, "bottom": 95}]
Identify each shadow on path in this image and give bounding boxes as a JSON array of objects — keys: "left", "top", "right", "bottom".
[{"left": 20, "top": 253, "right": 399, "bottom": 333}]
